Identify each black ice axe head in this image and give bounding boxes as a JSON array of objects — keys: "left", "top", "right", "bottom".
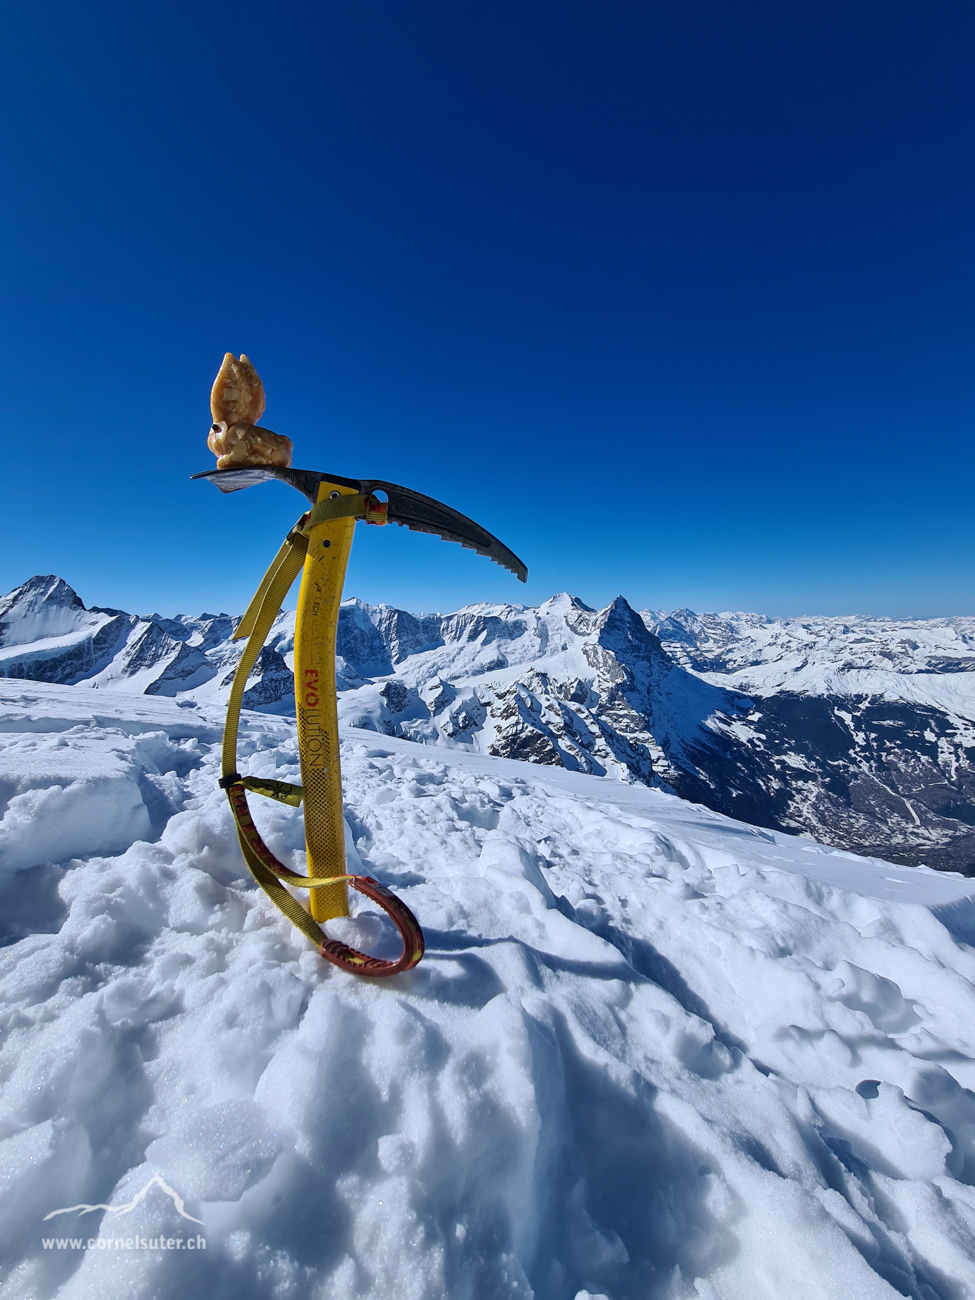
[{"left": 191, "top": 465, "right": 528, "bottom": 583}]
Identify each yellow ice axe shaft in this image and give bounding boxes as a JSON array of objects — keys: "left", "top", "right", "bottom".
[{"left": 294, "top": 481, "right": 358, "bottom": 921}]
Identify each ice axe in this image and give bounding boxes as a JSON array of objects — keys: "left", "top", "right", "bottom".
[{"left": 194, "top": 354, "right": 527, "bottom": 976}]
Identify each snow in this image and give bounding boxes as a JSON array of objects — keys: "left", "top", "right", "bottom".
[
  {"left": 649, "top": 609, "right": 975, "bottom": 721},
  {"left": 0, "top": 576, "right": 97, "bottom": 649},
  {"left": 10, "top": 575, "right": 975, "bottom": 873},
  {"left": 2, "top": 679, "right": 975, "bottom": 1297}
]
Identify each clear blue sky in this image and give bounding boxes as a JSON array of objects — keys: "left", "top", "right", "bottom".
[{"left": 1, "top": 1, "right": 972, "bottom": 618}]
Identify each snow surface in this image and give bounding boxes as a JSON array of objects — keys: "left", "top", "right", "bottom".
[{"left": 2, "top": 679, "right": 975, "bottom": 1298}]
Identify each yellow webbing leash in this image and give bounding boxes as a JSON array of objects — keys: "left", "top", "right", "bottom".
[{"left": 218, "top": 496, "right": 425, "bottom": 977}]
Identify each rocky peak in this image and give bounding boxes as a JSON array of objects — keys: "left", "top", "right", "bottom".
[
  {"left": 374, "top": 605, "right": 444, "bottom": 664},
  {"left": 336, "top": 600, "right": 393, "bottom": 676},
  {"left": 589, "top": 595, "right": 668, "bottom": 669}
]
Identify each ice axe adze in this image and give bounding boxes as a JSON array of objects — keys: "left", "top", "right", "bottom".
[{"left": 193, "top": 379, "right": 526, "bottom": 978}]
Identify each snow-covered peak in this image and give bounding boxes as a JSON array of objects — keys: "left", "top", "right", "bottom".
[
  {"left": 0, "top": 574, "right": 91, "bottom": 647},
  {"left": 537, "top": 591, "right": 593, "bottom": 613}
]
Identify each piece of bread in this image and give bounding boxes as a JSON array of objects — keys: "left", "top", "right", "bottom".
[
  {"left": 207, "top": 353, "right": 293, "bottom": 469},
  {"left": 211, "top": 353, "right": 266, "bottom": 426},
  {"left": 208, "top": 420, "right": 293, "bottom": 469}
]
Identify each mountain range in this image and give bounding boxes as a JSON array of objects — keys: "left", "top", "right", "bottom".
[{"left": 3, "top": 573, "right": 975, "bottom": 874}]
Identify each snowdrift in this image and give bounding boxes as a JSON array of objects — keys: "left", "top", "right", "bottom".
[{"left": 1, "top": 678, "right": 975, "bottom": 1298}]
